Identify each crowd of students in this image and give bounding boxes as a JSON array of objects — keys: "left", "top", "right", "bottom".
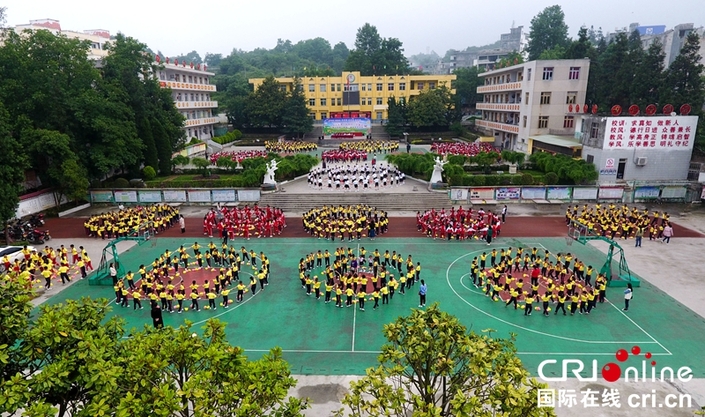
[
  {"left": 339, "top": 141, "right": 399, "bottom": 154},
  {"left": 565, "top": 204, "right": 674, "bottom": 242},
  {"left": 321, "top": 150, "right": 368, "bottom": 163},
  {"left": 208, "top": 150, "right": 268, "bottom": 164},
  {"left": 264, "top": 141, "right": 317, "bottom": 153},
  {"left": 113, "top": 243, "right": 270, "bottom": 313},
  {"left": 297, "top": 246, "right": 422, "bottom": 310},
  {"left": 84, "top": 205, "right": 180, "bottom": 239},
  {"left": 416, "top": 207, "right": 502, "bottom": 241},
  {"left": 468, "top": 246, "right": 610, "bottom": 316},
  {"left": 200, "top": 204, "right": 286, "bottom": 240},
  {"left": 2, "top": 244, "right": 94, "bottom": 288},
  {"left": 306, "top": 162, "right": 405, "bottom": 190},
  {"left": 430, "top": 142, "right": 498, "bottom": 156},
  {"left": 302, "top": 205, "right": 389, "bottom": 240}
]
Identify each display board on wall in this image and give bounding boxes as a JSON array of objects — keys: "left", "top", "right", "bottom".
[
  {"left": 138, "top": 190, "right": 162, "bottom": 203},
  {"left": 212, "top": 189, "right": 237, "bottom": 202},
  {"left": 163, "top": 190, "right": 187, "bottom": 202},
  {"left": 113, "top": 191, "right": 138, "bottom": 203},
  {"left": 661, "top": 186, "right": 686, "bottom": 199},
  {"left": 16, "top": 191, "right": 66, "bottom": 217},
  {"left": 604, "top": 116, "right": 698, "bottom": 150},
  {"left": 598, "top": 187, "right": 624, "bottom": 199},
  {"left": 91, "top": 191, "right": 114, "bottom": 203},
  {"left": 572, "top": 188, "right": 598, "bottom": 200},
  {"left": 496, "top": 187, "right": 520, "bottom": 200},
  {"left": 547, "top": 187, "right": 571, "bottom": 200},
  {"left": 470, "top": 188, "right": 495, "bottom": 200},
  {"left": 634, "top": 186, "right": 660, "bottom": 199},
  {"left": 450, "top": 189, "right": 468, "bottom": 201},
  {"left": 237, "top": 190, "right": 261, "bottom": 202},
  {"left": 521, "top": 187, "right": 546, "bottom": 200},
  {"left": 187, "top": 190, "right": 211, "bottom": 202}
]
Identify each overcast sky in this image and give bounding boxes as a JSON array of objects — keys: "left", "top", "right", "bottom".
[{"left": 3, "top": 0, "right": 702, "bottom": 58}]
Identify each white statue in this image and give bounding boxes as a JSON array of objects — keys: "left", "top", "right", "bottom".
[
  {"left": 263, "top": 160, "right": 278, "bottom": 185},
  {"left": 430, "top": 156, "right": 447, "bottom": 184}
]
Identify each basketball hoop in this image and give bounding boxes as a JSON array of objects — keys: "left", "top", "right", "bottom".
[{"left": 565, "top": 236, "right": 573, "bottom": 246}]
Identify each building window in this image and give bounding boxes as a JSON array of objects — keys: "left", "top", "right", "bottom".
[
  {"left": 321, "top": 112, "right": 327, "bottom": 119},
  {"left": 590, "top": 122, "right": 599, "bottom": 139},
  {"left": 540, "top": 92, "right": 551, "bottom": 105},
  {"left": 542, "top": 67, "right": 554, "bottom": 80},
  {"left": 538, "top": 116, "right": 549, "bottom": 129},
  {"left": 320, "top": 84, "right": 326, "bottom": 92},
  {"left": 279, "top": 85, "right": 287, "bottom": 92},
  {"left": 524, "top": 92, "right": 529, "bottom": 105},
  {"left": 320, "top": 98, "right": 327, "bottom": 106},
  {"left": 563, "top": 116, "right": 575, "bottom": 129},
  {"left": 376, "top": 97, "right": 383, "bottom": 105},
  {"left": 367, "top": 98, "right": 373, "bottom": 105},
  {"left": 586, "top": 154, "right": 594, "bottom": 164},
  {"left": 523, "top": 116, "right": 527, "bottom": 128},
  {"left": 308, "top": 98, "right": 315, "bottom": 106},
  {"left": 429, "top": 82, "right": 436, "bottom": 89},
  {"left": 566, "top": 92, "right": 577, "bottom": 104},
  {"left": 417, "top": 82, "right": 424, "bottom": 90},
  {"left": 308, "top": 84, "right": 315, "bottom": 92},
  {"left": 376, "top": 83, "right": 383, "bottom": 91},
  {"left": 361, "top": 84, "right": 366, "bottom": 91},
  {"left": 336, "top": 84, "right": 341, "bottom": 91},
  {"left": 367, "top": 83, "right": 372, "bottom": 91},
  {"left": 310, "top": 113, "right": 316, "bottom": 120},
  {"left": 569, "top": 67, "right": 580, "bottom": 80},
  {"left": 388, "top": 83, "right": 394, "bottom": 91},
  {"left": 399, "top": 82, "right": 406, "bottom": 91},
  {"left": 336, "top": 98, "right": 341, "bottom": 106}
]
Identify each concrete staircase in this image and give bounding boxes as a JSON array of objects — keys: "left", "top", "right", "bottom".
[{"left": 260, "top": 187, "right": 453, "bottom": 213}]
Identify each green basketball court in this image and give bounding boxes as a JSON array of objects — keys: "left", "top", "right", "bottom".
[{"left": 42, "top": 237, "right": 705, "bottom": 377}]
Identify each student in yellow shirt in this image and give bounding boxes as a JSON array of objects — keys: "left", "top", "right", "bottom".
[
  {"left": 236, "top": 281, "right": 246, "bottom": 302},
  {"left": 523, "top": 293, "right": 534, "bottom": 316},
  {"left": 221, "top": 287, "right": 230, "bottom": 308},
  {"left": 207, "top": 289, "right": 217, "bottom": 310},
  {"left": 313, "top": 277, "right": 322, "bottom": 300},
  {"left": 357, "top": 290, "right": 366, "bottom": 311},
  {"left": 58, "top": 264, "right": 70, "bottom": 284},
  {"left": 371, "top": 288, "right": 380, "bottom": 309},
  {"left": 41, "top": 266, "right": 53, "bottom": 289}
]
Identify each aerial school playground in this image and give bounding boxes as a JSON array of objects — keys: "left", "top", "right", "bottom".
[{"left": 43, "top": 212, "right": 705, "bottom": 379}]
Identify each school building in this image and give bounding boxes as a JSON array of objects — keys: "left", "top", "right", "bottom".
[
  {"left": 249, "top": 72, "right": 456, "bottom": 121},
  {"left": 475, "top": 59, "right": 591, "bottom": 155}
]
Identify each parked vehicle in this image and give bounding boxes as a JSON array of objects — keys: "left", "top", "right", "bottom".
[{"left": 0, "top": 245, "right": 37, "bottom": 273}]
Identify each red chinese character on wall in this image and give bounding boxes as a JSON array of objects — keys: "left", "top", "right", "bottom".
[
  {"left": 675, "top": 141, "right": 682, "bottom": 146},
  {"left": 628, "top": 141, "right": 634, "bottom": 147},
  {"left": 660, "top": 141, "right": 667, "bottom": 146},
  {"left": 650, "top": 141, "right": 656, "bottom": 147},
  {"left": 616, "top": 141, "right": 622, "bottom": 147},
  {"left": 609, "top": 141, "right": 615, "bottom": 147}
]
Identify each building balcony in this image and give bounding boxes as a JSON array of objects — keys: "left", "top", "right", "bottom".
[
  {"left": 184, "top": 117, "right": 218, "bottom": 127},
  {"left": 476, "top": 119, "right": 520, "bottom": 134},
  {"left": 175, "top": 100, "right": 218, "bottom": 110},
  {"left": 160, "top": 81, "right": 216, "bottom": 92},
  {"left": 476, "top": 103, "right": 520, "bottom": 112},
  {"left": 477, "top": 82, "right": 523, "bottom": 94}
]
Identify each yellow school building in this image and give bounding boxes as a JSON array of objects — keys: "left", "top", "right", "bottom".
[{"left": 249, "top": 72, "right": 456, "bottom": 121}]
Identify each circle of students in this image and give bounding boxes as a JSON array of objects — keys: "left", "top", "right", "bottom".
[
  {"left": 339, "top": 140, "right": 399, "bottom": 154},
  {"left": 208, "top": 150, "right": 268, "bottom": 164},
  {"left": 303, "top": 205, "right": 389, "bottom": 240},
  {"left": 264, "top": 140, "right": 317, "bottom": 153},
  {"left": 84, "top": 204, "right": 180, "bottom": 239},
  {"left": 298, "top": 246, "right": 424, "bottom": 310},
  {"left": 2, "top": 244, "right": 94, "bottom": 289},
  {"left": 201, "top": 204, "right": 286, "bottom": 240},
  {"left": 566, "top": 204, "right": 675, "bottom": 244},
  {"left": 417, "top": 207, "right": 502, "bottom": 242},
  {"left": 112, "top": 242, "right": 270, "bottom": 314},
  {"left": 307, "top": 162, "right": 405, "bottom": 190},
  {"left": 430, "top": 142, "right": 498, "bottom": 157},
  {"left": 469, "top": 246, "right": 614, "bottom": 316}
]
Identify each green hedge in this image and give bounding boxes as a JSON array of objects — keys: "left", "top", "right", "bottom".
[{"left": 212, "top": 129, "right": 243, "bottom": 145}]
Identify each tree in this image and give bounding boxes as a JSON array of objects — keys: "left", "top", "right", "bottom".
[
  {"left": 171, "top": 154, "right": 190, "bottom": 171},
  {"left": 385, "top": 97, "right": 407, "bottom": 137},
  {"left": 344, "top": 23, "right": 409, "bottom": 75},
  {"left": 247, "top": 76, "right": 287, "bottom": 128},
  {"left": 631, "top": 39, "right": 665, "bottom": 108},
  {"left": 661, "top": 32, "right": 705, "bottom": 111},
  {"left": 453, "top": 67, "right": 484, "bottom": 110},
  {"left": 407, "top": 91, "right": 447, "bottom": 128},
  {"left": 171, "top": 50, "right": 202, "bottom": 65},
  {"left": 564, "top": 27, "right": 594, "bottom": 60},
  {"left": 337, "top": 304, "right": 553, "bottom": 417},
  {"left": 525, "top": 5, "right": 570, "bottom": 61},
  {"left": 281, "top": 77, "right": 313, "bottom": 138},
  {"left": 191, "top": 157, "right": 211, "bottom": 177},
  {"left": 0, "top": 104, "right": 25, "bottom": 242},
  {"left": 139, "top": 117, "right": 159, "bottom": 170},
  {"left": 595, "top": 33, "right": 632, "bottom": 110}
]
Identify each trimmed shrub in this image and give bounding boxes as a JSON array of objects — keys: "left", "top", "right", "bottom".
[
  {"left": 112, "top": 178, "right": 130, "bottom": 188},
  {"left": 142, "top": 166, "right": 157, "bottom": 181}
]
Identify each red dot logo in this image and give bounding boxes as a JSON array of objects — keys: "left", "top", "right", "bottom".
[
  {"left": 631, "top": 345, "right": 641, "bottom": 355},
  {"left": 645, "top": 352, "right": 652, "bottom": 359},
  {"left": 601, "top": 363, "right": 622, "bottom": 382},
  {"left": 651, "top": 361, "right": 656, "bottom": 366},
  {"left": 616, "top": 349, "right": 629, "bottom": 362}
]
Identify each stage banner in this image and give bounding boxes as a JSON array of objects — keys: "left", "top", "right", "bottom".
[
  {"left": 496, "top": 187, "right": 521, "bottom": 200},
  {"left": 520, "top": 187, "right": 546, "bottom": 200},
  {"left": 547, "top": 187, "right": 571, "bottom": 200},
  {"left": 163, "top": 190, "right": 187, "bottom": 202},
  {"left": 573, "top": 188, "right": 598, "bottom": 200},
  {"left": 212, "top": 189, "right": 237, "bottom": 202},
  {"left": 138, "top": 190, "right": 162, "bottom": 203},
  {"left": 470, "top": 188, "right": 495, "bottom": 200},
  {"left": 322, "top": 118, "right": 371, "bottom": 136},
  {"left": 113, "top": 191, "right": 138, "bottom": 203}
]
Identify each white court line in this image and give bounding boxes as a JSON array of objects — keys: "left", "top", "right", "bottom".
[
  {"left": 352, "top": 303, "right": 357, "bottom": 352},
  {"left": 238, "top": 349, "right": 670, "bottom": 356},
  {"left": 446, "top": 250, "right": 661, "bottom": 348},
  {"left": 606, "top": 300, "right": 672, "bottom": 355}
]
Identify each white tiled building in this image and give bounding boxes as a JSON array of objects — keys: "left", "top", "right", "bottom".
[
  {"left": 475, "top": 59, "right": 590, "bottom": 155},
  {"left": 13, "top": 19, "right": 110, "bottom": 60},
  {"left": 156, "top": 59, "right": 218, "bottom": 140}
]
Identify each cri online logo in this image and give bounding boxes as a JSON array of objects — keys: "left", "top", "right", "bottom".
[{"left": 537, "top": 345, "right": 693, "bottom": 383}]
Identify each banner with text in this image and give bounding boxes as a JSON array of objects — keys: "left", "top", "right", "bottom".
[
  {"left": 598, "top": 187, "right": 624, "bottom": 199},
  {"left": 496, "top": 187, "right": 521, "bottom": 200},
  {"left": 572, "top": 188, "right": 598, "bottom": 200},
  {"left": 450, "top": 188, "right": 468, "bottom": 201},
  {"left": 604, "top": 116, "right": 698, "bottom": 150},
  {"left": 138, "top": 190, "right": 162, "bottom": 203},
  {"left": 634, "top": 186, "right": 660, "bottom": 199},
  {"left": 470, "top": 188, "right": 495, "bottom": 200},
  {"left": 521, "top": 187, "right": 547, "bottom": 200},
  {"left": 163, "top": 190, "right": 187, "bottom": 202},
  {"left": 91, "top": 191, "right": 114, "bottom": 203},
  {"left": 113, "top": 191, "right": 138, "bottom": 203}
]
